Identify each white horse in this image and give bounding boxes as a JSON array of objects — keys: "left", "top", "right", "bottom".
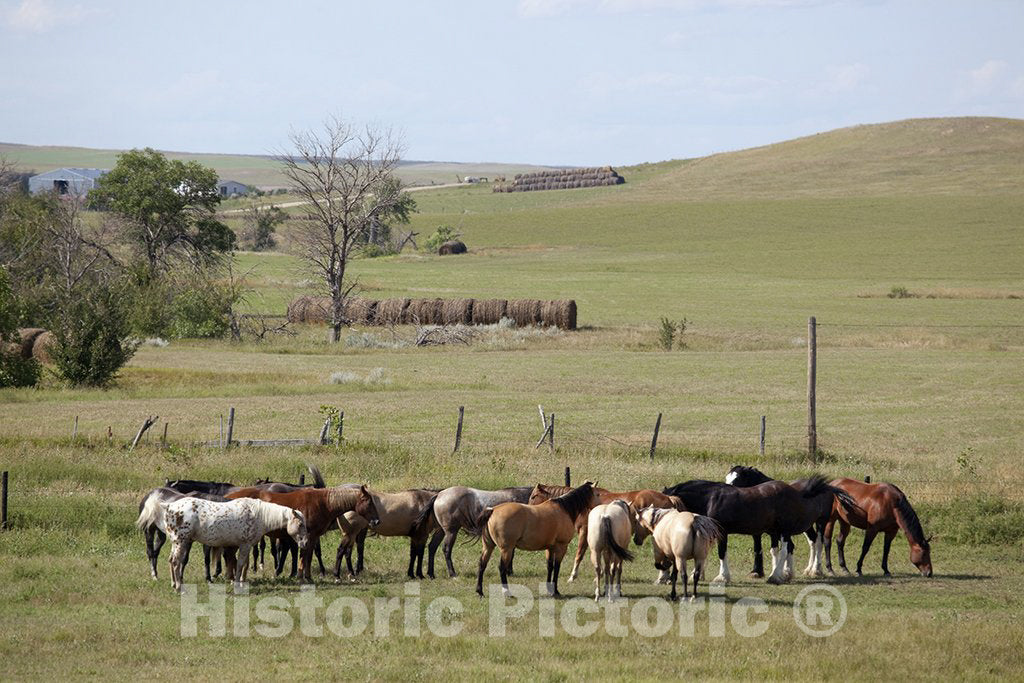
[
  {"left": 148, "top": 496, "right": 309, "bottom": 592},
  {"left": 587, "top": 500, "right": 638, "bottom": 601},
  {"left": 634, "top": 507, "right": 722, "bottom": 601}
]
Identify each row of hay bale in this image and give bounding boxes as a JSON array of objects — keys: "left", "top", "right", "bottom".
[
  {"left": 287, "top": 296, "right": 577, "bottom": 330},
  {"left": 0, "top": 328, "right": 55, "bottom": 363},
  {"left": 493, "top": 166, "right": 624, "bottom": 193}
]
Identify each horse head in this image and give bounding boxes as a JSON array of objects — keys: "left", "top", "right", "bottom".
[
  {"left": 528, "top": 483, "right": 551, "bottom": 505},
  {"left": 633, "top": 505, "right": 659, "bottom": 546},
  {"left": 725, "top": 465, "right": 773, "bottom": 487},
  {"left": 911, "top": 536, "right": 933, "bottom": 577},
  {"left": 356, "top": 485, "right": 380, "bottom": 527},
  {"left": 287, "top": 509, "right": 310, "bottom": 550}
]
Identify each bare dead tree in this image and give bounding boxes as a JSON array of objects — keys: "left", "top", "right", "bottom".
[
  {"left": 42, "top": 196, "right": 120, "bottom": 299},
  {"left": 278, "top": 115, "right": 407, "bottom": 343}
]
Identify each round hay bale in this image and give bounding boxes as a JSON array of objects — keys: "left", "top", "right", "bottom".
[
  {"left": 16, "top": 328, "right": 46, "bottom": 359},
  {"left": 471, "top": 298, "right": 507, "bottom": 325},
  {"left": 343, "top": 297, "right": 377, "bottom": 325},
  {"left": 438, "top": 240, "right": 467, "bottom": 255},
  {"left": 406, "top": 298, "right": 444, "bottom": 325},
  {"left": 508, "top": 299, "right": 542, "bottom": 327},
  {"left": 441, "top": 298, "right": 474, "bottom": 325},
  {"left": 32, "top": 331, "right": 55, "bottom": 363},
  {"left": 376, "top": 298, "right": 410, "bottom": 325},
  {"left": 558, "top": 299, "right": 577, "bottom": 330}
]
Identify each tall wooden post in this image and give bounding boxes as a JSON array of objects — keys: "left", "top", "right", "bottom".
[
  {"left": 759, "top": 415, "right": 766, "bottom": 456},
  {"left": 336, "top": 411, "right": 344, "bottom": 446},
  {"left": 226, "top": 407, "right": 235, "bottom": 448},
  {"left": 453, "top": 406, "right": 465, "bottom": 453},
  {"left": 807, "top": 316, "right": 817, "bottom": 458},
  {"left": 564, "top": 466, "right": 571, "bottom": 486},
  {"left": 1, "top": 471, "right": 8, "bottom": 530},
  {"left": 649, "top": 413, "right": 662, "bottom": 459},
  {"left": 548, "top": 413, "right": 555, "bottom": 452}
]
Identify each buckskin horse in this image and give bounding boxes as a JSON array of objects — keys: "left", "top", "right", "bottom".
[
  {"left": 476, "top": 482, "right": 598, "bottom": 597},
  {"left": 633, "top": 507, "right": 722, "bottom": 601},
  {"left": 664, "top": 475, "right": 860, "bottom": 584},
  {"left": 824, "top": 477, "right": 933, "bottom": 577}
]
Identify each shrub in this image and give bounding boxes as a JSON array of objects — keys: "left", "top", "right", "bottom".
[
  {"left": 658, "top": 317, "right": 676, "bottom": 350},
  {"left": 888, "top": 286, "right": 916, "bottom": 299},
  {"left": 424, "top": 225, "right": 459, "bottom": 253},
  {"left": 51, "top": 282, "right": 137, "bottom": 387},
  {"left": 167, "top": 285, "right": 230, "bottom": 339},
  {"left": 0, "top": 268, "right": 40, "bottom": 388}
]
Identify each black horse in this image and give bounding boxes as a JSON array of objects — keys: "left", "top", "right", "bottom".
[{"left": 664, "top": 474, "right": 859, "bottom": 584}]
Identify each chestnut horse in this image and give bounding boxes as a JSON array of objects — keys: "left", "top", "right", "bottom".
[
  {"left": 226, "top": 486, "right": 378, "bottom": 582},
  {"left": 476, "top": 482, "right": 597, "bottom": 597},
  {"left": 824, "top": 478, "right": 933, "bottom": 577},
  {"left": 528, "top": 483, "right": 683, "bottom": 581}
]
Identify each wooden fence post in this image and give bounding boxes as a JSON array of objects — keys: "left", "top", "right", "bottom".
[
  {"left": 548, "top": 413, "right": 555, "bottom": 451},
  {"left": 72, "top": 416, "right": 78, "bottom": 441},
  {"left": 219, "top": 415, "right": 224, "bottom": 449},
  {"left": 564, "top": 466, "right": 571, "bottom": 486},
  {"left": 161, "top": 422, "right": 169, "bottom": 450},
  {"left": 538, "top": 405, "right": 547, "bottom": 433},
  {"left": 864, "top": 475, "right": 871, "bottom": 483},
  {"left": 130, "top": 416, "right": 158, "bottom": 451},
  {"left": 649, "top": 412, "right": 663, "bottom": 459},
  {"left": 759, "top": 415, "right": 766, "bottom": 456},
  {"left": 299, "top": 473, "right": 305, "bottom": 486},
  {"left": 318, "top": 418, "right": 331, "bottom": 445},
  {"left": 453, "top": 406, "right": 465, "bottom": 453},
  {"left": 226, "top": 407, "right": 235, "bottom": 448},
  {"left": 336, "top": 411, "right": 344, "bottom": 446},
  {"left": 807, "top": 316, "right": 817, "bottom": 459},
  {"left": 1, "top": 471, "right": 8, "bottom": 530}
]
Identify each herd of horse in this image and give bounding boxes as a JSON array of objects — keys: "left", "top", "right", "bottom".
[{"left": 135, "top": 464, "right": 933, "bottom": 601}]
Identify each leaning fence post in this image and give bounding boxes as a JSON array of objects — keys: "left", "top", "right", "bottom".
[
  {"left": 453, "top": 406, "right": 465, "bottom": 453},
  {"left": 130, "top": 416, "right": 158, "bottom": 451},
  {"left": 649, "top": 413, "right": 663, "bottom": 459},
  {"left": 759, "top": 415, "right": 766, "bottom": 456},
  {"left": 226, "top": 407, "right": 236, "bottom": 448},
  {"left": 1, "top": 471, "right": 8, "bottom": 530},
  {"left": 318, "top": 418, "right": 331, "bottom": 445},
  {"left": 538, "top": 405, "right": 547, "bottom": 433}
]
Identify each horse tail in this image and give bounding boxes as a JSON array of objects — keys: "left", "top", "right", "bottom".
[
  {"left": 829, "top": 486, "right": 863, "bottom": 518},
  {"left": 796, "top": 475, "right": 864, "bottom": 518},
  {"left": 306, "top": 463, "right": 326, "bottom": 489},
  {"left": 476, "top": 507, "right": 495, "bottom": 545},
  {"left": 136, "top": 492, "right": 164, "bottom": 531},
  {"left": 690, "top": 514, "right": 724, "bottom": 549},
  {"left": 600, "top": 516, "right": 634, "bottom": 562},
  {"left": 668, "top": 495, "right": 687, "bottom": 511},
  {"left": 412, "top": 494, "right": 439, "bottom": 536}
]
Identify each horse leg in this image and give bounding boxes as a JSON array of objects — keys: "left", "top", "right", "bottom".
[
  {"left": 315, "top": 539, "right": 326, "bottom": 578},
  {"left": 837, "top": 519, "right": 851, "bottom": 572},
  {"left": 881, "top": 530, "right": 897, "bottom": 576},
  {"left": 568, "top": 525, "right": 588, "bottom": 582},
  {"left": 856, "top": 528, "right": 878, "bottom": 576},
  {"left": 767, "top": 535, "right": 789, "bottom": 584},
  {"left": 426, "top": 528, "right": 443, "bottom": 579},
  {"left": 592, "top": 550, "right": 602, "bottom": 602},
  {"left": 692, "top": 558, "right": 702, "bottom": 601},
  {"left": 407, "top": 540, "right": 417, "bottom": 579},
  {"left": 784, "top": 536, "right": 796, "bottom": 580},
  {"left": 550, "top": 549, "right": 564, "bottom": 598},
  {"left": 614, "top": 556, "right": 624, "bottom": 600},
  {"left": 147, "top": 526, "right": 165, "bottom": 580},
  {"left": 203, "top": 545, "right": 213, "bottom": 583},
  {"left": 668, "top": 562, "right": 679, "bottom": 601},
  {"left": 749, "top": 534, "right": 764, "bottom": 578},
  {"left": 475, "top": 536, "right": 496, "bottom": 596},
  {"left": 802, "top": 530, "right": 816, "bottom": 575},
  {"left": 442, "top": 528, "right": 460, "bottom": 578},
  {"left": 355, "top": 529, "right": 367, "bottom": 574},
  {"left": 824, "top": 517, "right": 836, "bottom": 574},
  {"left": 712, "top": 537, "right": 730, "bottom": 584},
  {"left": 498, "top": 548, "right": 514, "bottom": 595}
]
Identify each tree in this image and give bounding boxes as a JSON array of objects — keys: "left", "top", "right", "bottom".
[
  {"left": 278, "top": 116, "right": 412, "bottom": 342},
  {"left": 88, "top": 148, "right": 235, "bottom": 279},
  {"left": 241, "top": 201, "right": 286, "bottom": 251},
  {"left": 0, "top": 267, "right": 41, "bottom": 388}
]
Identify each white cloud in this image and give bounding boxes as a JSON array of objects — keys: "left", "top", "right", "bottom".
[
  {"left": 2, "top": 0, "right": 93, "bottom": 32},
  {"left": 954, "top": 60, "right": 1024, "bottom": 102},
  {"left": 824, "top": 63, "right": 869, "bottom": 93}
]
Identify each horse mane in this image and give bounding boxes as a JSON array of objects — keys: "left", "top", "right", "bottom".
[
  {"left": 893, "top": 491, "right": 927, "bottom": 547},
  {"left": 328, "top": 487, "right": 362, "bottom": 510},
  {"left": 250, "top": 499, "right": 292, "bottom": 528},
  {"left": 551, "top": 482, "right": 594, "bottom": 520}
]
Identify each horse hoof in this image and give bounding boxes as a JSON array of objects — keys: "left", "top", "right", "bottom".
[
  {"left": 567, "top": 575, "right": 576, "bottom": 583},
  {"left": 747, "top": 571, "right": 763, "bottom": 579}
]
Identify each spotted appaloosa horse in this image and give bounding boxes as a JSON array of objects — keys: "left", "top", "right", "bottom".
[
  {"left": 136, "top": 487, "right": 228, "bottom": 581},
  {"left": 147, "top": 496, "right": 310, "bottom": 592}
]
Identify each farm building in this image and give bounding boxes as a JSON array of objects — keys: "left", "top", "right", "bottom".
[
  {"left": 217, "top": 180, "right": 249, "bottom": 197},
  {"left": 28, "top": 168, "right": 108, "bottom": 195}
]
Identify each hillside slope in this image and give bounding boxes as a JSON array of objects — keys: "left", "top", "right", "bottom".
[{"left": 642, "top": 117, "right": 1024, "bottom": 200}]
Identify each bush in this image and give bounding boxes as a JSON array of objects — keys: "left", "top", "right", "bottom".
[
  {"left": 167, "top": 285, "right": 230, "bottom": 339},
  {"left": 0, "top": 268, "right": 40, "bottom": 388},
  {"left": 51, "top": 282, "right": 136, "bottom": 387},
  {"left": 128, "top": 277, "right": 175, "bottom": 337},
  {"left": 888, "top": 286, "right": 916, "bottom": 299},
  {"left": 424, "top": 225, "right": 459, "bottom": 253}
]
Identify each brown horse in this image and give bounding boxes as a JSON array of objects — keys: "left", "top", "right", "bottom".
[
  {"left": 824, "top": 478, "right": 933, "bottom": 577},
  {"left": 225, "top": 486, "right": 378, "bottom": 582},
  {"left": 528, "top": 483, "right": 684, "bottom": 581},
  {"left": 476, "top": 482, "right": 597, "bottom": 597}
]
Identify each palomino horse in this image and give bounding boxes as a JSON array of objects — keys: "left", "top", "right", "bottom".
[
  {"left": 334, "top": 487, "right": 438, "bottom": 580},
  {"left": 586, "top": 501, "right": 637, "bottom": 601},
  {"left": 528, "top": 483, "right": 682, "bottom": 581},
  {"left": 137, "top": 487, "right": 228, "bottom": 581},
  {"left": 824, "top": 478, "right": 933, "bottom": 577},
  {"left": 664, "top": 475, "right": 860, "bottom": 584},
  {"left": 476, "top": 482, "right": 598, "bottom": 597},
  {"left": 226, "top": 486, "right": 378, "bottom": 582},
  {"left": 423, "top": 485, "right": 534, "bottom": 578},
  {"left": 634, "top": 507, "right": 722, "bottom": 601},
  {"left": 145, "top": 496, "right": 310, "bottom": 592}
]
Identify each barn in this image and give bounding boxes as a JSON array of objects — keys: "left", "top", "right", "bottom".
[
  {"left": 217, "top": 180, "right": 249, "bottom": 197},
  {"left": 28, "top": 168, "right": 108, "bottom": 195}
]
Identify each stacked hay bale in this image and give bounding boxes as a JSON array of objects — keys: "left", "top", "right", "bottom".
[
  {"left": 540, "top": 300, "right": 577, "bottom": 330},
  {"left": 406, "top": 298, "right": 444, "bottom": 325},
  {"left": 31, "top": 331, "right": 55, "bottom": 363},
  {"left": 471, "top": 299, "right": 508, "bottom": 325},
  {"left": 342, "top": 298, "right": 378, "bottom": 325},
  {"left": 507, "top": 299, "right": 543, "bottom": 327},
  {"left": 441, "top": 298, "right": 474, "bottom": 325},
  {"left": 376, "top": 298, "right": 410, "bottom": 325},
  {"left": 493, "top": 166, "right": 624, "bottom": 193},
  {"left": 287, "top": 296, "right": 331, "bottom": 323},
  {"left": 16, "top": 328, "right": 46, "bottom": 358}
]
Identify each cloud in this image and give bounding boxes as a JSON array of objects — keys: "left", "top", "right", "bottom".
[
  {"left": 1, "top": 0, "right": 94, "bottom": 32},
  {"left": 824, "top": 63, "right": 869, "bottom": 93},
  {"left": 954, "top": 59, "right": 1024, "bottom": 102},
  {"left": 518, "top": 0, "right": 823, "bottom": 17}
]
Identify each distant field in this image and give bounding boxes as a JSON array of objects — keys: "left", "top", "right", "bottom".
[{"left": 2, "top": 117, "right": 1023, "bottom": 679}]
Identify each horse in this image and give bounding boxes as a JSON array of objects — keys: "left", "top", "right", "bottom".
[
  {"left": 136, "top": 487, "right": 228, "bottom": 581},
  {"left": 475, "top": 482, "right": 598, "bottom": 597},
  {"left": 225, "top": 486, "right": 378, "bottom": 582},
  {"left": 164, "top": 478, "right": 235, "bottom": 496},
  {"left": 333, "top": 487, "right": 438, "bottom": 580},
  {"left": 528, "top": 483, "right": 683, "bottom": 582},
  {"left": 151, "top": 496, "right": 310, "bottom": 592},
  {"left": 664, "top": 475, "right": 859, "bottom": 584},
  {"left": 586, "top": 500, "right": 637, "bottom": 601},
  {"left": 824, "top": 478, "right": 933, "bottom": 577},
  {"left": 725, "top": 465, "right": 817, "bottom": 578},
  {"left": 422, "top": 485, "right": 534, "bottom": 578},
  {"left": 633, "top": 507, "right": 722, "bottom": 601}
]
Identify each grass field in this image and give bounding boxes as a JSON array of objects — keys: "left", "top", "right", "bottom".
[{"left": 2, "top": 117, "right": 1023, "bottom": 679}]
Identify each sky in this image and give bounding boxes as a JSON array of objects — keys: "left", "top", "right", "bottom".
[{"left": 1, "top": 0, "right": 1023, "bottom": 166}]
